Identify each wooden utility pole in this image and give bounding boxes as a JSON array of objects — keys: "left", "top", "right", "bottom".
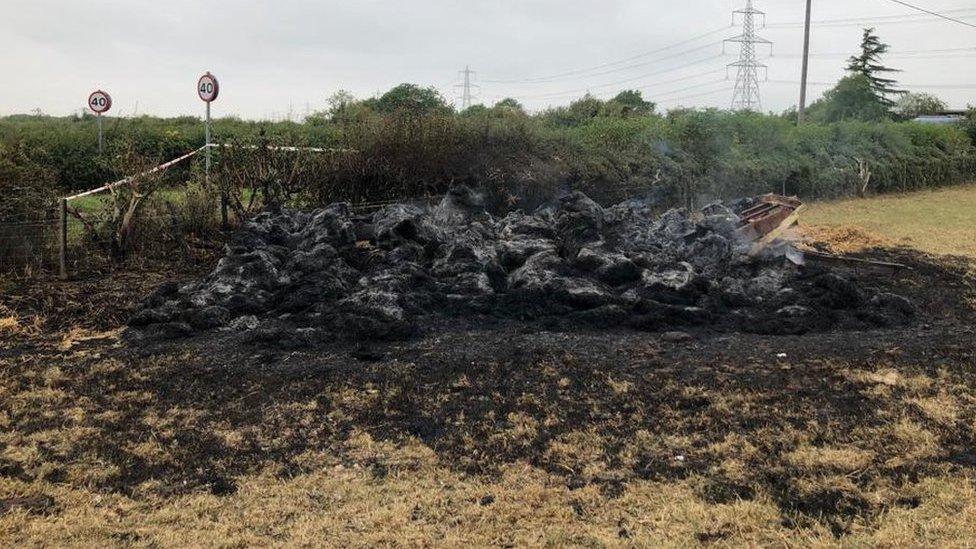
[{"left": 797, "top": 0, "right": 813, "bottom": 124}]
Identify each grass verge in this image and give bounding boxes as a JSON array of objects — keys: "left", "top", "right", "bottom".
[{"left": 804, "top": 183, "right": 976, "bottom": 259}]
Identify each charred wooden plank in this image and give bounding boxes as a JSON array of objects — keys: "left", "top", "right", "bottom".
[{"left": 803, "top": 250, "right": 908, "bottom": 274}]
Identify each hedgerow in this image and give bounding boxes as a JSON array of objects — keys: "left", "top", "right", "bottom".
[{"left": 2, "top": 105, "right": 974, "bottom": 217}]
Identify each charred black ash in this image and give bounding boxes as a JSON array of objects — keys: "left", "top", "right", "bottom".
[{"left": 127, "top": 186, "right": 914, "bottom": 344}]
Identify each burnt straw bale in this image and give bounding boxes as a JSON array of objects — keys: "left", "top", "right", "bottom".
[{"left": 128, "top": 188, "right": 913, "bottom": 343}]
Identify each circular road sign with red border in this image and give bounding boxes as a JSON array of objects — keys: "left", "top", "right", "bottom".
[
  {"left": 198, "top": 72, "right": 219, "bottom": 102},
  {"left": 88, "top": 90, "right": 112, "bottom": 114}
]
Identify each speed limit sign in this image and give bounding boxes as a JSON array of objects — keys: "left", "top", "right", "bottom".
[
  {"left": 198, "top": 72, "right": 219, "bottom": 102},
  {"left": 88, "top": 90, "right": 112, "bottom": 114}
]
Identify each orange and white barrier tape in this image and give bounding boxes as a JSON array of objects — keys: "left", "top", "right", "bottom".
[
  {"left": 65, "top": 145, "right": 207, "bottom": 201},
  {"left": 208, "top": 143, "right": 358, "bottom": 154},
  {"left": 64, "top": 143, "right": 357, "bottom": 201}
]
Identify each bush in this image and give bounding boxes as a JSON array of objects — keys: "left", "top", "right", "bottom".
[
  {"left": 0, "top": 139, "right": 57, "bottom": 221},
  {"left": 894, "top": 93, "right": 948, "bottom": 120},
  {"left": 2, "top": 94, "right": 975, "bottom": 219}
]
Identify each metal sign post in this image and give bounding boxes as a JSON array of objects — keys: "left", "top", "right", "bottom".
[
  {"left": 87, "top": 90, "right": 112, "bottom": 153},
  {"left": 197, "top": 72, "right": 223, "bottom": 225},
  {"left": 205, "top": 101, "right": 211, "bottom": 183}
]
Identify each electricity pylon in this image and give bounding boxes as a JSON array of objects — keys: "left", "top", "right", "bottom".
[
  {"left": 454, "top": 66, "right": 479, "bottom": 110},
  {"left": 725, "top": 0, "right": 772, "bottom": 111}
]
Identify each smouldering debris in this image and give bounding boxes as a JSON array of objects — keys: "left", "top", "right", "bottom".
[{"left": 128, "top": 186, "right": 914, "bottom": 344}]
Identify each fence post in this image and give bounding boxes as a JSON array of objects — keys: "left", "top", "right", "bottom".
[
  {"left": 58, "top": 198, "right": 68, "bottom": 280},
  {"left": 205, "top": 102, "right": 229, "bottom": 228}
]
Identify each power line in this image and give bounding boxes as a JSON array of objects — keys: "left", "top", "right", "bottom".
[
  {"left": 476, "top": 2, "right": 975, "bottom": 109},
  {"left": 657, "top": 86, "right": 737, "bottom": 104},
  {"left": 769, "top": 7, "right": 976, "bottom": 28},
  {"left": 649, "top": 78, "right": 733, "bottom": 99},
  {"left": 503, "top": 54, "right": 727, "bottom": 100},
  {"left": 779, "top": 53, "right": 976, "bottom": 62},
  {"left": 484, "top": 40, "right": 725, "bottom": 85},
  {"left": 481, "top": 25, "right": 732, "bottom": 84},
  {"left": 783, "top": 53, "right": 976, "bottom": 60},
  {"left": 484, "top": 67, "right": 728, "bottom": 103},
  {"left": 881, "top": 0, "right": 976, "bottom": 29},
  {"left": 774, "top": 45, "right": 976, "bottom": 58},
  {"left": 479, "top": 7, "right": 973, "bottom": 93},
  {"left": 768, "top": 79, "right": 976, "bottom": 89},
  {"left": 768, "top": 8, "right": 976, "bottom": 28},
  {"left": 894, "top": 83, "right": 976, "bottom": 89},
  {"left": 568, "top": 68, "right": 730, "bottom": 100},
  {"left": 635, "top": 68, "right": 729, "bottom": 91}
]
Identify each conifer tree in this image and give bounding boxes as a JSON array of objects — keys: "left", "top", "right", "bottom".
[{"left": 846, "top": 28, "right": 904, "bottom": 108}]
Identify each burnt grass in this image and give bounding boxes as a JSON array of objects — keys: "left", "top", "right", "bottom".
[{"left": 2, "top": 246, "right": 975, "bottom": 537}]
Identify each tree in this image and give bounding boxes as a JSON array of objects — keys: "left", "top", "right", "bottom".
[
  {"left": 846, "top": 28, "right": 904, "bottom": 108},
  {"left": 567, "top": 94, "right": 604, "bottom": 119},
  {"left": 493, "top": 98, "right": 525, "bottom": 114},
  {"left": 605, "top": 90, "right": 656, "bottom": 117},
  {"left": 326, "top": 89, "right": 355, "bottom": 120},
  {"left": 460, "top": 104, "right": 489, "bottom": 116},
  {"left": 962, "top": 105, "right": 976, "bottom": 143},
  {"left": 372, "top": 84, "right": 451, "bottom": 115},
  {"left": 894, "top": 92, "right": 947, "bottom": 120},
  {"left": 541, "top": 94, "right": 605, "bottom": 126},
  {"left": 805, "top": 74, "right": 889, "bottom": 122}
]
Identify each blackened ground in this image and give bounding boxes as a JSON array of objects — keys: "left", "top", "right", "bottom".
[{"left": 2, "top": 247, "right": 972, "bottom": 537}]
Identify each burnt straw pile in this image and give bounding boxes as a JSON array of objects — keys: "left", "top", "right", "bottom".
[{"left": 129, "top": 188, "right": 913, "bottom": 343}]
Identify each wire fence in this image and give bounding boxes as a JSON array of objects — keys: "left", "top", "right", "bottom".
[
  {"left": 0, "top": 149, "right": 443, "bottom": 278},
  {"left": 0, "top": 182, "right": 675, "bottom": 277},
  {"left": 0, "top": 219, "right": 61, "bottom": 272},
  {"left": 0, "top": 212, "right": 157, "bottom": 274}
]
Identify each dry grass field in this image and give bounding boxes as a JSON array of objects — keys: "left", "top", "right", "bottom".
[
  {"left": 1, "top": 186, "right": 975, "bottom": 547},
  {"left": 804, "top": 183, "right": 976, "bottom": 259}
]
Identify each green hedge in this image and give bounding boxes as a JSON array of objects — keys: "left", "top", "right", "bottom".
[{"left": 2, "top": 109, "right": 974, "bottom": 211}]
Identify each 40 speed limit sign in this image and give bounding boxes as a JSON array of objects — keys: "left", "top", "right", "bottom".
[
  {"left": 88, "top": 90, "right": 112, "bottom": 114},
  {"left": 198, "top": 72, "right": 219, "bottom": 102}
]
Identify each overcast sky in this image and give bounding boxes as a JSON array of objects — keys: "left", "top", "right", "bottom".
[{"left": 1, "top": 0, "right": 974, "bottom": 119}]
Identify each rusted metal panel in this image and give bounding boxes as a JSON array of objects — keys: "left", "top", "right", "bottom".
[
  {"left": 734, "top": 194, "right": 805, "bottom": 255},
  {"left": 733, "top": 193, "right": 908, "bottom": 272}
]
